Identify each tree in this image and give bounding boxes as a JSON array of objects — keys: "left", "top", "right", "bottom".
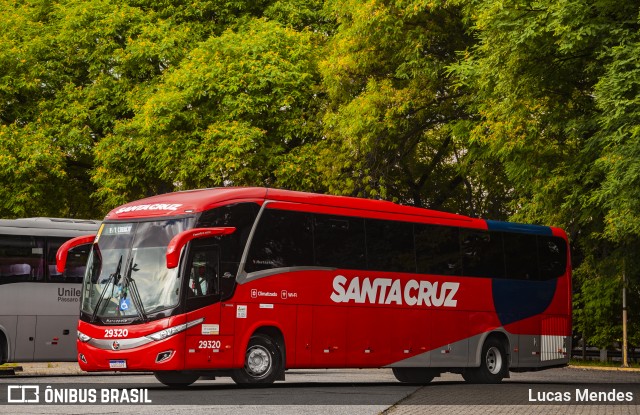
[
  {"left": 0, "top": 0, "right": 198, "bottom": 217},
  {"left": 0, "top": 0, "right": 328, "bottom": 216},
  {"left": 451, "top": 0, "right": 640, "bottom": 347},
  {"left": 93, "top": 18, "right": 325, "bottom": 208},
  {"left": 316, "top": 0, "right": 512, "bottom": 217}
]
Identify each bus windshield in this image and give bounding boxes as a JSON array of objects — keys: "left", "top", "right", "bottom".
[{"left": 81, "top": 218, "right": 192, "bottom": 318}]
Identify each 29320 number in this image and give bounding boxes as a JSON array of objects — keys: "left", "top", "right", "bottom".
[
  {"left": 104, "top": 329, "right": 128, "bottom": 338},
  {"left": 198, "top": 340, "right": 221, "bottom": 349}
]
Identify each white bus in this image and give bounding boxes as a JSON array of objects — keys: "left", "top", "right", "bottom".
[{"left": 0, "top": 218, "right": 100, "bottom": 363}]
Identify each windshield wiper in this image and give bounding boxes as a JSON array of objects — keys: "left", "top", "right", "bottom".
[
  {"left": 91, "top": 255, "right": 122, "bottom": 323},
  {"left": 122, "top": 256, "right": 148, "bottom": 323}
]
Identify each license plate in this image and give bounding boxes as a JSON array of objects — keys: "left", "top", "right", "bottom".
[{"left": 109, "top": 360, "right": 127, "bottom": 369}]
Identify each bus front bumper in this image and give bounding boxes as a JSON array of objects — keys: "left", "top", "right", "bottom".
[{"left": 77, "top": 334, "right": 185, "bottom": 372}]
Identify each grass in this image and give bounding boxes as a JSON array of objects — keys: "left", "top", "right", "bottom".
[{"left": 570, "top": 358, "right": 640, "bottom": 369}]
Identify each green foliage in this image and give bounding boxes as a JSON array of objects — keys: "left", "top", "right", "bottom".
[
  {"left": 451, "top": 0, "right": 640, "bottom": 347},
  {"left": 317, "top": 0, "right": 512, "bottom": 215},
  {"left": 592, "top": 34, "right": 640, "bottom": 242},
  {"left": 0, "top": 0, "right": 326, "bottom": 216},
  {"left": 93, "top": 18, "right": 324, "bottom": 207},
  {"left": 1, "top": 0, "right": 639, "bottom": 348},
  {"left": 0, "top": 0, "right": 203, "bottom": 217}
]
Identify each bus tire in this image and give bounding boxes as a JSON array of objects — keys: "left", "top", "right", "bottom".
[
  {"left": 463, "top": 337, "right": 508, "bottom": 384},
  {"left": 154, "top": 371, "right": 199, "bottom": 388},
  {"left": 392, "top": 368, "right": 436, "bottom": 384},
  {"left": 231, "top": 334, "right": 281, "bottom": 385}
]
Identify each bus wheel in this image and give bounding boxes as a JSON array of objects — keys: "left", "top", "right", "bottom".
[
  {"left": 154, "top": 371, "right": 199, "bottom": 388},
  {"left": 231, "top": 334, "right": 281, "bottom": 385},
  {"left": 392, "top": 368, "right": 436, "bottom": 384},
  {"left": 463, "top": 337, "right": 508, "bottom": 384}
]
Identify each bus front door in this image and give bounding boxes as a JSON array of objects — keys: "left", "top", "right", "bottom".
[{"left": 183, "top": 243, "right": 234, "bottom": 369}]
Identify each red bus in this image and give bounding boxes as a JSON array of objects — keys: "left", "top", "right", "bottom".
[{"left": 57, "top": 187, "right": 571, "bottom": 387}]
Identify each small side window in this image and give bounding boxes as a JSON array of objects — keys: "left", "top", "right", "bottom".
[
  {"left": 366, "top": 219, "right": 415, "bottom": 273},
  {"left": 184, "top": 241, "right": 221, "bottom": 312},
  {"left": 538, "top": 236, "right": 567, "bottom": 280},
  {"left": 187, "top": 243, "right": 220, "bottom": 298},
  {"left": 504, "top": 233, "right": 539, "bottom": 280},
  {"left": 245, "top": 209, "right": 313, "bottom": 273},
  {"left": 460, "top": 230, "right": 505, "bottom": 278},
  {"left": 314, "top": 214, "right": 366, "bottom": 270},
  {"left": 0, "top": 235, "right": 44, "bottom": 283},
  {"left": 415, "top": 225, "right": 461, "bottom": 276}
]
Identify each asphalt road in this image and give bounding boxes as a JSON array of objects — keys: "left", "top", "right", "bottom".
[{"left": 1, "top": 367, "right": 639, "bottom": 414}]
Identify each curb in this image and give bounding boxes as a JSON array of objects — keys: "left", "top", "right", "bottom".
[
  {"left": 0, "top": 366, "right": 23, "bottom": 376},
  {"left": 569, "top": 365, "right": 640, "bottom": 372}
]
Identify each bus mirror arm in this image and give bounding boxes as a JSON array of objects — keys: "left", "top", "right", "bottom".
[
  {"left": 166, "top": 227, "right": 236, "bottom": 269},
  {"left": 56, "top": 234, "right": 97, "bottom": 274}
]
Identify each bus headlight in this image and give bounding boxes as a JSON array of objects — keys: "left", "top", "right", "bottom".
[
  {"left": 77, "top": 330, "right": 92, "bottom": 343},
  {"left": 146, "top": 318, "right": 204, "bottom": 341}
]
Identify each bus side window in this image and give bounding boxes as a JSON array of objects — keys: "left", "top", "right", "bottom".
[
  {"left": 197, "top": 203, "right": 259, "bottom": 266},
  {"left": 366, "top": 219, "right": 416, "bottom": 273},
  {"left": 503, "top": 233, "right": 540, "bottom": 280},
  {"left": 196, "top": 203, "right": 259, "bottom": 298},
  {"left": 415, "top": 224, "right": 461, "bottom": 276},
  {"left": 460, "top": 230, "right": 505, "bottom": 278},
  {"left": 314, "top": 214, "right": 366, "bottom": 270},
  {"left": 186, "top": 243, "right": 220, "bottom": 298},
  {"left": 538, "top": 236, "right": 567, "bottom": 280},
  {"left": 0, "top": 235, "right": 44, "bottom": 283},
  {"left": 245, "top": 209, "right": 313, "bottom": 273}
]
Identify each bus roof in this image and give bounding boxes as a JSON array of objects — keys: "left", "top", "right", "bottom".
[
  {"left": 105, "top": 187, "right": 474, "bottom": 222},
  {"left": 0, "top": 217, "right": 101, "bottom": 237},
  {"left": 104, "top": 187, "right": 562, "bottom": 236}
]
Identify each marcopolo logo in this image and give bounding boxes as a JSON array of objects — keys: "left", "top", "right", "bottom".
[{"left": 330, "top": 275, "right": 459, "bottom": 307}]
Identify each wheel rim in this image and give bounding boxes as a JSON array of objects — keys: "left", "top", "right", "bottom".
[
  {"left": 485, "top": 346, "right": 502, "bottom": 374},
  {"left": 245, "top": 345, "right": 272, "bottom": 378}
]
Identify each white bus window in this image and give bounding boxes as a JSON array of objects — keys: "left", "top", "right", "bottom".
[{"left": 0, "top": 236, "right": 44, "bottom": 283}]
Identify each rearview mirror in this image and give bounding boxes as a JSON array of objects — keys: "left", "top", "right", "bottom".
[
  {"left": 166, "top": 227, "right": 236, "bottom": 269},
  {"left": 56, "top": 234, "right": 96, "bottom": 274}
]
